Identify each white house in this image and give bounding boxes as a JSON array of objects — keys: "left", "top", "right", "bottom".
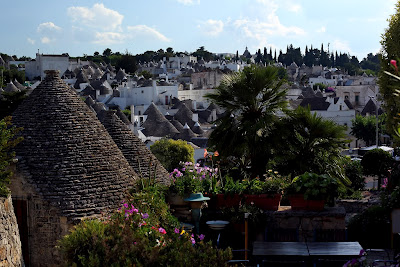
[
  {"left": 25, "top": 53, "right": 69, "bottom": 80},
  {"left": 107, "top": 80, "right": 178, "bottom": 110}
]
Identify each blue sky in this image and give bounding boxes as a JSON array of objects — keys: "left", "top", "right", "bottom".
[{"left": 1, "top": 0, "right": 397, "bottom": 59}]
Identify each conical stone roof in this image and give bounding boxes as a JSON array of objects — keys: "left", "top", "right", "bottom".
[
  {"left": 174, "top": 123, "right": 197, "bottom": 141},
  {"left": 13, "top": 79, "right": 25, "bottom": 91},
  {"left": 170, "top": 118, "right": 184, "bottom": 132},
  {"left": 142, "top": 103, "right": 179, "bottom": 137},
  {"left": 192, "top": 122, "right": 205, "bottom": 136},
  {"left": 99, "top": 110, "right": 170, "bottom": 185},
  {"left": 4, "top": 82, "right": 20, "bottom": 93},
  {"left": 174, "top": 103, "right": 195, "bottom": 128},
  {"left": 12, "top": 70, "right": 138, "bottom": 220},
  {"left": 74, "top": 70, "right": 90, "bottom": 89}
]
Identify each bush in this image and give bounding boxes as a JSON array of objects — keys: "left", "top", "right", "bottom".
[
  {"left": 347, "top": 205, "right": 391, "bottom": 248},
  {"left": 59, "top": 184, "right": 232, "bottom": 266},
  {"left": 344, "top": 159, "right": 365, "bottom": 191},
  {"left": 361, "top": 148, "right": 392, "bottom": 177},
  {"left": 150, "top": 139, "right": 194, "bottom": 172}
]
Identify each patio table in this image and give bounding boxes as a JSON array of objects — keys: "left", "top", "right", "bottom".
[{"left": 307, "top": 241, "right": 363, "bottom": 258}]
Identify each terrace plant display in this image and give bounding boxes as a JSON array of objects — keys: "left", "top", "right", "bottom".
[
  {"left": 286, "top": 172, "right": 339, "bottom": 210},
  {"left": 242, "top": 171, "right": 290, "bottom": 210},
  {"left": 59, "top": 183, "right": 232, "bottom": 266}
]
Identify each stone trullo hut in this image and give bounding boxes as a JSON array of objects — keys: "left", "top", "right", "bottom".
[
  {"left": 97, "top": 109, "right": 170, "bottom": 184},
  {"left": 10, "top": 70, "right": 139, "bottom": 266}
]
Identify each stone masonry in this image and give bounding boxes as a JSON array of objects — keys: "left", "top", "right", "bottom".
[{"left": 0, "top": 196, "right": 23, "bottom": 267}]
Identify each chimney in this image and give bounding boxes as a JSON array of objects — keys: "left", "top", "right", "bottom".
[{"left": 130, "top": 105, "right": 135, "bottom": 123}]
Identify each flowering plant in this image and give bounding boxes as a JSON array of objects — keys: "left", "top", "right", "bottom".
[
  {"left": 168, "top": 162, "right": 220, "bottom": 197},
  {"left": 59, "top": 188, "right": 232, "bottom": 266},
  {"left": 343, "top": 249, "right": 367, "bottom": 267}
]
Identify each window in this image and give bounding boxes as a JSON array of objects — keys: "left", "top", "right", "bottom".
[
  {"left": 355, "top": 95, "right": 360, "bottom": 104},
  {"left": 138, "top": 111, "right": 141, "bottom": 115},
  {"left": 141, "top": 90, "right": 144, "bottom": 94},
  {"left": 345, "top": 95, "right": 349, "bottom": 100}
]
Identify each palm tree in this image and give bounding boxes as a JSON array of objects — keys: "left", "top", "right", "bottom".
[
  {"left": 205, "top": 65, "right": 288, "bottom": 177},
  {"left": 271, "top": 106, "right": 349, "bottom": 180}
]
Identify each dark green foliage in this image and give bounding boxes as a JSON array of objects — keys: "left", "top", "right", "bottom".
[
  {"left": 344, "top": 159, "right": 365, "bottom": 191},
  {"left": 271, "top": 106, "right": 348, "bottom": 180},
  {"left": 59, "top": 184, "right": 232, "bottom": 266},
  {"left": 0, "top": 90, "right": 28, "bottom": 120},
  {"left": 150, "top": 139, "right": 194, "bottom": 172},
  {"left": 139, "top": 70, "right": 153, "bottom": 79},
  {"left": 379, "top": 1, "right": 400, "bottom": 139},
  {"left": 286, "top": 172, "right": 339, "bottom": 201},
  {"left": 361, "top": 148, "right": 392, "bottom": 177},
  {"left": 115, "top": 53, "right": 137, "bottom": 74},
  {"left": 347, "top": 205, "right": 392, "bottom": 248},
  {"left": 351, "top": 114, "right": 384, "bottom": 146},
  {"left": 205, "top": 65, "right": 287, "bottom": 178},
  {"left": 0, "top": 117, "right": 23, "bottom": 197},
  {"left": 0, "top": 66, "right": 25, "bottom": 87}
]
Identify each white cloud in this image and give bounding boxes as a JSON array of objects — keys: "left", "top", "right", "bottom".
[
  {"left": 176, "top": 0, "right": 200, "bottom": 5},
  {"left": 232, "top": 0, "right": 305, "bottom": 48},
  {"left": 331, "top": 40, "right": 353, "bottom": 54},
  {"left": 41, "top": 37, "right": 53, "bottom": 44},
  {"left": 27, "top": 38, "right": 35, "bottom": 45},
  {"left": 93, "top": 32, "right": 125, "bottom": 44},
  {"left": 198, "top": 19, "right": 224, "bottom": 37},
  {"left": 67, "top": 3, "right": 123, "bottom": 31},
  {"left": 37, "top": 22, "right": 62, "bottom": 33},
  {"left": 283, "top": 1, "right": 302, "bottom": 13},
  {"left": 127, "top": 25, "right": 170, "bottom": 42},
  {"left": 316, "top": 26, "right": 326, "bottom": 33}
]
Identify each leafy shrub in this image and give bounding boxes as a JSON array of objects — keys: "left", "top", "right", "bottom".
[
  {"left": 0, "top": 117, "right": 22, "bottom": 197},
  {"left": 344, "top": 160, "right": 365, "bottom": 191},
  {"left": 286, "top": 172, "right": 339, "bottom": 202},
  {"left": 150, "top": 139, "right": 194, "bottom": 172},
  {"left": 361, "top": 148, "right": 392, "bottom": 177},
  {"left": 347, "top": 205, "right": 391, "bottom": 248},
  {"left": 59, "top": 185, "right": 232, "bottom": 266}
]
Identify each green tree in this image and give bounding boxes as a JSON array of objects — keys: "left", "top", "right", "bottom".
[
  {"left": 271, "top": 106, "right": 348, "bottom": 180},
  {"left": 351, "top": 114, "right": 378, "bottom": 146},
  {"left": 380, "top": 1, "right": 400, "bottom": 139},
  {"left": 0, "top": 117, "right": 23, "bottom": 197},
  {"left": 361, "top": 148, "right": 393, "bottom": 188},
  {"left": 115, "top": 53, "right": 137, "bottom": 74},
  {"left": 139, "top": 70, "right": 153, "bottom": 79},
  {"left": 0, "top": 90, "right": 28, "bottom": 120},
  {"left": 205, "top": 65, "right": 287, "bottom": 177},
  {"left": 344, "top": 159, "right": 365, "bottom": 191},
  {"left": 150, "top": 139, "right": 194, "bottom": 172},
  {"left": 103, "top": 48, "right": 112, "bottom": 57}
]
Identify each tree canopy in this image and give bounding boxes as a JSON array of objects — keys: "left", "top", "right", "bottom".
[{"left": 205, "top": 65, "right": 288, "bottom": 177}]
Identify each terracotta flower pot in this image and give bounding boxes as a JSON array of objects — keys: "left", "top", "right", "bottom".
[
  {"left": 289, "top": 194, "right": 325, "bottom": 211},
  {"left": 216, "top": 194, "right": 242, "bottom": 208},
  {"left": 244, "top": 193, "right": 282, "bottom": 211}
]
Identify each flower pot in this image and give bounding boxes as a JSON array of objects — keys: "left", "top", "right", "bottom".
[
  {"left": 167, "top": 193, "right": 187, "bottom": 206},
  {"left": 289, "top": 194, "right": 325, "bottom": 211},
  {"left": 244, "top": 193, "right": 282, "bottom": 211},
  {"left": 216, "top": 194, "right": 242, "bottom": 208}
]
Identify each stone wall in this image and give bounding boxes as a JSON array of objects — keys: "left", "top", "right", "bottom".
[
  {"left": 263, "top": 206, "right": 347, "bottom": 242},
  {"left": 10, "top": 168, "right": 73, "bottom": 267},
  {"left": 0, "top": 195, "right": 23, "bottom": 267}
]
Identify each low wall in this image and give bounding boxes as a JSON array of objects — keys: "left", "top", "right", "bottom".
[{"left": 0, "top": 195, "right": 23, "bottom": 266}]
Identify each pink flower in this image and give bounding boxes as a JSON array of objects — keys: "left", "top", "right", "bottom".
[
  {"left": 158, "top": 227, "right": 167, "bottom": 235},
  {"left": 199, "top": 234, "right": 205, "bottom": 241},
  {"left": 191, "top": 237, "right": 196, "bottom": 244},
  {"left": 174, "top": 228, "right": 180, "bottom": 234},
  {"left": 142, "top": 213, "right": 149, "bottom": 219},
  {"left": 382, "top": 178, "right": 388, "bottom": 188},
  {"left": 391, "top": 59, "right": 398, "bottom": 72}
]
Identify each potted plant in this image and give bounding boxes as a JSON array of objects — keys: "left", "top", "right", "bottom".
[
  {"left": 286, "top": 172, "right": 339, "bottom": 211},
  {"left": 215, "top": 176, "right": 244, "bottom": 208},
  {"left": 242, "top": 171, "right": 289, "bottom": 211}
]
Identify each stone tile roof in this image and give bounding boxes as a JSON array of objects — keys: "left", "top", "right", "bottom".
[
  {"left": 300, "top": 97, "right": 330, "bottom": 111},
  {"left": 74, "top": 70, "right": 89, "bottom": 89},
  {"left": 174, "top": 123, "right": 197, "bottom": 141},
  {"left": 192, "top": 122, "right": 205, "bottom": 136},
  {"left": 174, "top": 103, "right": 195, "bottom": 128},
  {"left": 12, "top": 70, "right": 138, "bottom": 220},
  {"left": 142, "top": 103, "right": 179, "bottom": 137},
  {"left": 98, "top": 110, "right": 170, "bottom": 185},
  {"left": 13, "top": 79, "right": 25, "bottom": 91},
  {"left": 115, "top": 107, "right": 130, "bottom": 125},
  {"left": 115, "top": 69, "right": 127, "bottom": 82},
  {"left": 4, "top": 82, "right": 20, "bottom": 93},
  {"left": 170, "top": 119, "right": 184, "bottom": 132},
  {"left": 361, "top": 99, "right": 383, "bottom": 116}
]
